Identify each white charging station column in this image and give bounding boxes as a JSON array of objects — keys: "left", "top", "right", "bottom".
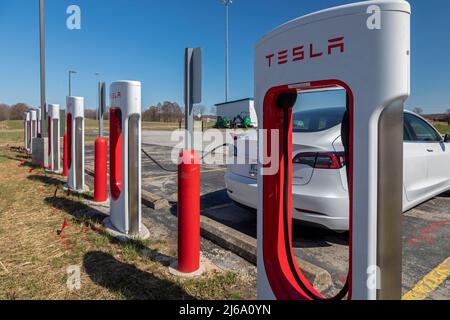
[
  {"left": 255, "top": 0, "right": 410, "bottom": 300},
  {"left": 48, "top": 104, "right": 61, "bottom": 173},
  {"left": 29, "top": 110, "right": 37, "bottom": 153},
  {"left": 104, "top": 81, "right": 149, "bottom": 240},
  {"left": 37, "top": 109, "right": 41, "bottom": 136},
  {"left": 66, "top": 96, "right": 87, "bottom": 192},
  {"left": 24, "top": 112, "right": 31, "bottom": 151}
]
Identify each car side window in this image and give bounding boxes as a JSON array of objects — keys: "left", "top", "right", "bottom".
[
  {"left": 403, "top": 122, "right": 412, "bottom": 142},
  {"left": 404, "top": 113, "right": 442, "bottom": 142}
]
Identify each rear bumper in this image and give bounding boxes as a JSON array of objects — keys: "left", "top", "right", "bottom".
[
  {"left": 225, "top": 172, "right": 349, "bottom": 231},
  {"left": 291, "top": 184, "right": 349, "bottom": 231},
  {"left": 225, "top": 172, "right": 258, "bottom": 209}
]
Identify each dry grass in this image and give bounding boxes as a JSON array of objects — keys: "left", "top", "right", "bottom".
[
  {"left": 0, "top": 121, "right": 23, "bottom": 147},
  {"left": 0, "top": 146, "right": 250, "bottom": 300},
  {"left": 432, "top": 122, "right": 450, "bottom": 135}
]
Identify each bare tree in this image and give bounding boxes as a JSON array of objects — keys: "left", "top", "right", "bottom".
[
  {"left": 0, "top": 103, "right": 10, "bottom": 121},
  {"left": 412, "top": 107, "right": 423, "bottom": 115},
  {"left": 142, "top": 102, "right": 183, "bottom": 122},
  {"left": 84, "top": 109, "right": 97, "bottom": 120},
  {"left": 193, "top": 105, "right": 207, "bottom": 118},
  {"left": 9, "top": 103, "right": 31, "bottom": 120}
]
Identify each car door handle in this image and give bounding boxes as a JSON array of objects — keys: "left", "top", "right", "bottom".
[{"left": 426, "top": 149, "right": 434, "bottom": 153}]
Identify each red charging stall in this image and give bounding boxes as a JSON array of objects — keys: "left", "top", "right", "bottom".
[
  {"left": 255, "top": 0, "right": 410, "bottom": 300},
  {"left": 103, "top": 81, "right": 149, "bottom": 240},
  {"left": 65, "top": 96, "right": 87, "bottom": 193}
]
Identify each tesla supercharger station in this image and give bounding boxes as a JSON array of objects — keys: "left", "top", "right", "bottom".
[
  {"left": 24, "top": 112, "right": 31, "bottom": 151},
  {"left": 66, "top": 96, "right": 87, "bottom": 192},
  {"left": 37, "top": 109, "right": 41, "bottom": 136},
  {"left": 47, "top": 104, "right": 61, "bottom": 173},
  {"left": 29, "top": 110, "right": 37, "bottom": 153},
  {"left": 104, "top": 81, "right": 149, "bottom": 240},
  {"left": 256, "top": 0, "right": 410, "bottom": 300}
]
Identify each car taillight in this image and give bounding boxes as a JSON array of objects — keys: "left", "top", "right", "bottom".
[{"left": 293, "top": 152, "right": 346, "bottom": 169}]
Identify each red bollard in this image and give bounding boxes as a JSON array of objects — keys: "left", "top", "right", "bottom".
[
  {"left": 177, "top": 150, "right": 201, "bottom": 274},
  {"left": 94, "top": 137, "right": 108, "bottom": 202},
  {"left": 62, "top": 133, "right": 68, "bottom": 177}
]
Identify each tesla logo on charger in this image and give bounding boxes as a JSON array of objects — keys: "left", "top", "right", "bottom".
[{"left": 265, "top": 37, "right": 345, "bottom": 68}]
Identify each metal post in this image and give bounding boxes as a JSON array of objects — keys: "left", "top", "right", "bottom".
[
  {"left": 225, "top": 3, "right": 229, "bottom": 102},
  {"left": 185, "top": 48, "right": 193, "bottom": 150},
  {"left": 39, "top": 0, "right": 47, "bottom": 137},
  {"left": 184, "top": 48, "right": 202, "bottom": 151},
  {"left": 98, "top": 82, "right": 106, "bottom": 137},
  {"left": 95, "top": 73, "right": 100, "bottom": 122},
  {"left": 221, "top": 0, "right": 232, "bottom": 102},
  {"left": 68, "top": 71, "right": 76, "bottom": 97}
]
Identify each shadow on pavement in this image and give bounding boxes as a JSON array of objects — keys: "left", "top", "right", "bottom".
[
  {"left": 45, "top": 196, "right": 176, "bottom": 268},
  {"left": 44, "top": 196, "right": 107, "bottom": 224},
  {"left": 438, "top": 190, "right": 450, "bottom": 198},
  {"left": 292, "top": 222, "right": 349, "bottom": 249},
  {"left": 32, "top": 174, "right": 94, "bottom": 201},
  {"left": 83, "top": 251, "right": 194, "bottom": 300},
  {"left": 28, "top": 174, "right": 66, "bottom": 187}
]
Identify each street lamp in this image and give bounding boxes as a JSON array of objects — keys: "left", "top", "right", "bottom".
[
  {"left": 221, "top": 0, "right": 233, "bottom": 102},
  {"left": 39, "top": 0, "right": 46, "bottom": 137},
  {"left": 68, "top": 70, "right": 77, "bottom": 96}
]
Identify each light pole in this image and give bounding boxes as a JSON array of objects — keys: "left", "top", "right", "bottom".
[
  {"left": 221, "top": 0, "right": 233, "bottom": 102},
  {"left": 95, "top": 72, "right": 100, "bottom": 121},
  {"left": 39, "top": 0, "right": 46, "bottom": 137},
  {"left": 95, "top": 73, "right": 106, "bottom": 137},
  {"left": 68, "top": 70, "right": 77, "bottom": 96}
]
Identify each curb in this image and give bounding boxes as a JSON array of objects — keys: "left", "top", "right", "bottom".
[
  {"left": 85, "top": 167, "right": 170, "bottom": 211},
  {"left": 84, "top": 167, "right": 332, "bottom": 292},
  {"left": 142, "top": 190, "right": 170, "bottom": 210},
  {"left": 200, "top": 215, "right": 257, "bottom": 264},
  {"left": 199, "top": 215, "right": 332, "bottom": 292}
]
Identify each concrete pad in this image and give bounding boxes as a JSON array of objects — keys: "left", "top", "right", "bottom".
[
  {"left": 168, "top": 262, "right": 205, "bottom": 278},
  {"left": 103, "top": 217, "right": 150, "bottom": 241},
  {"left": 31, "top": 137, "right": 48, "bottom": 166},
  {"left": 63, "top": 184, "right": 90, "bottom": 194}
]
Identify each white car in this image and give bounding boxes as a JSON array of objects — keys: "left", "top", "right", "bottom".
[{"left": 225, "top": 108, "right": 450, "bottom": 231}]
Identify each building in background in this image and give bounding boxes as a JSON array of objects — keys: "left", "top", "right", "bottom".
[{"left": 215, "top": 98, "right": 258, "bottom": 128}]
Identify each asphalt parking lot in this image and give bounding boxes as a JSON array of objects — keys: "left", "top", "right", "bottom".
[{"left": 84, "top": 130, "right": 450, "bottom": 300}]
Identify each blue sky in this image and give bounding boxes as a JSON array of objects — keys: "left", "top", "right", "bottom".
[{"left": 0, "top": 0, "right": 449, "bottom": 113}]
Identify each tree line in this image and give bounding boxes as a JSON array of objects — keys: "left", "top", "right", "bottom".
[
  {"left": 142, "top": 101, "right": 184, "bottom": 122},
  {"left": 0, "top": 103, "right": 31, "bottom": 121},
  {"left": 1, "top": 101, "right": 217, "bottom": 122},
  {"left": 84, "top": 101, "right": 186, "bottom": 122}
]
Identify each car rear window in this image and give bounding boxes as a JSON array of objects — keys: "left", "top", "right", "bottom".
[{"left": 293, "top": 107, "right": 346, "bottom": 133}]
